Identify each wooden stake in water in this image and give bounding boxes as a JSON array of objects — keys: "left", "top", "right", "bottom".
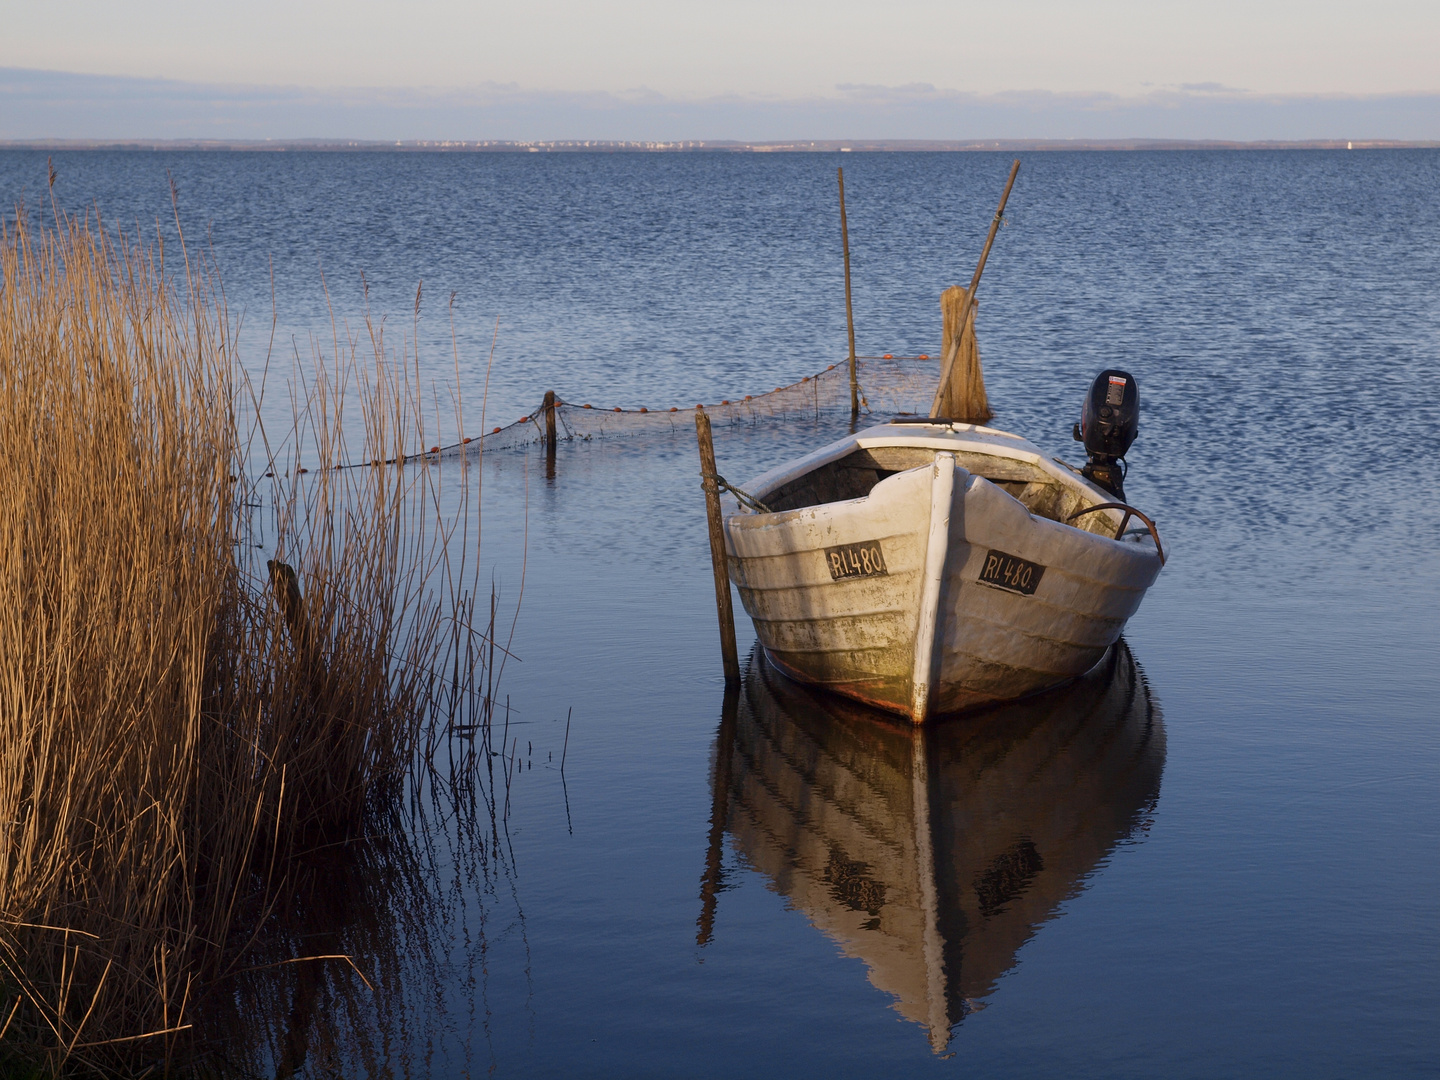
[
  {"left": 930, "top": 158, "right": 1021, "bottom": 421},
  {"left": 696, "top": 409, "right": 740, "bottom": 686},
  {"left": 839, "top": 167, "right": 859, "bottom": 419},
  {"left": 543, "top": 388, "right": 558, "bottom": 479},
  {"left": 267, "top": 559, "right": 313, "bottom": 653}
]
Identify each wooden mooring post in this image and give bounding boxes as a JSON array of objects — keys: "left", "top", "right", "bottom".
[
  {"left": 695, "top": 408, "right": 740, "bottom": 686},
  {"left": 543, "top": 389, "right": 558, "bottom": 478},
  {"left": 543, "top": 389, "right": 557, "bottom": 450},
  {"left": 267, "top": 559, "right": 314, "bottom": 653},
  {"left": 838, "top": 167, "right": 859, "bottom": 419}
]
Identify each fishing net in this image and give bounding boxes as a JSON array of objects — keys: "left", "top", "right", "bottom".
[{"left": 428, "top": 354, "right": 944, "bottom": 462}]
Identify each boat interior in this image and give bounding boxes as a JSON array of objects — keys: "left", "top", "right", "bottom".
[{"left": 760, "top": 444, "right": 1119, "bottom": 537}]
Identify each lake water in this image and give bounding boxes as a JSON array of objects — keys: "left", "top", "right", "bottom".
[{"left": 3, "top": 148, "right": 1438, "bottom": 1077}]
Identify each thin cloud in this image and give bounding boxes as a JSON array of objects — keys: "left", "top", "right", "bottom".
[
  {"left": 1178, "top": 82, "right": 1250, "bottom": 94},
  {"left": 2, "top": 67, "right": 1438, "bottom": 142}
]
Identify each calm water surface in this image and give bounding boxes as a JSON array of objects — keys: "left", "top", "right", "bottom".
[{"left": 3, "top": 149, "right": 1437, "bottom": 1077}]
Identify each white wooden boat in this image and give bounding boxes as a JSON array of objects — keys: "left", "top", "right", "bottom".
[{"left": 722, "top": 414, "right": 1164, "bottom": 721}]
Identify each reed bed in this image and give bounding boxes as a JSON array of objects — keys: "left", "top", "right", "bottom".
[{"left": 0, "top": 208, "right": 491, "bottom": 1076}]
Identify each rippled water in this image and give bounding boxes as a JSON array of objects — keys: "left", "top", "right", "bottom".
[{"left": 3, "top": 149, "right": 1437, "bottom": 1077}]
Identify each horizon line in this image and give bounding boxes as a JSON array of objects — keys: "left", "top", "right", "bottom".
[{"left": 4, "top": 137, "right": 1437, "bottom": 153}]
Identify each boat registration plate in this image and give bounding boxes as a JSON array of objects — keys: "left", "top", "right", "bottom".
[
  {"left": 825, "top": 541, "right": 888, "bottom": 580},
  {"left": 979, "top": 550, "right": 1045, "bottom": 595}
]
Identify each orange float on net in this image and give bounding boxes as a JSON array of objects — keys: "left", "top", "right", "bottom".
[
  {"left": 297, "top": 468, "right": 308, "bottom": 475},
  {"left": 614, "top": 407, "right": 623, "bottom": 412},
  {"left": 744, "top": 395, "right": 752, "bottom": 401},
  {"left": 492, "top": 427, "right": 501, "bottom": 434},
  {"left": 827, "top": 364, "right": 836, "bottom": 370},
  {"left": 721, "top": 400, "right": 730, "bottom": 405},
  {"left": 918, "top": 353, "right": 929, "bottom": 360},
  {"left": 429, "top": 446, "right": 439, "bottom": 454},
  {"left": 462, "top": 437, "right": 472, "bottom": 444},
  {"left": 519, "top": 416, "right": 529, "bottom": 424},
  {"left": 883, "top": 353, "right": 893, "bottom": 359},
  {"left": 639, "top": 407, "right": 648, "bottom": 413},
  {"left": 669, "top": 407, "right": 678, "bottom": 413},
  {"left": 583, "top": 404, "right": 593, "bottom": 409}
]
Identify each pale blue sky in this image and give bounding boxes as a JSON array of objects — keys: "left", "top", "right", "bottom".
[
  {"left": 6, "top": 0, "right": 1437, "bottom": 96},
  {"left": 2, "top": 0, "right": 1437, "bottom": 138}
]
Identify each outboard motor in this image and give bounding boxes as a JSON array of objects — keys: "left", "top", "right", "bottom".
[{"left": 1072, "top": 369, "right": 1138, "bottom": 502}]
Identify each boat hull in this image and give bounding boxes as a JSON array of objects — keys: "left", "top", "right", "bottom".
[{"left": 725, "top": 429, "right": 1162, "bottom": 721}]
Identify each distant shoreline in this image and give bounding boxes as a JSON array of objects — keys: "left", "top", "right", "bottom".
[{"left": 2, "top": 138, "right": 1436, "bottom": 153}]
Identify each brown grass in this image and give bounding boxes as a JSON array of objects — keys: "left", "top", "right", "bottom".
[
  {"left": 935, "top": 284, "right": 991, "bottom": 424},
  {"left": 0, "top": 206, "right": 489, "bottom": 1075}
]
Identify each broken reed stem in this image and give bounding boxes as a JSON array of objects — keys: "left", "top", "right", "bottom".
[{"left": 0, "top": 207, "right": 489, "bottom": 1074}]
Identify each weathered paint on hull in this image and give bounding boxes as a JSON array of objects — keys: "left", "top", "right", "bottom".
[
  {"left": 725, "top": 426, "right": 1163, "bottom": 722},
  {"left": 728, "top": 464, "right": 930, "bottom": 716}
]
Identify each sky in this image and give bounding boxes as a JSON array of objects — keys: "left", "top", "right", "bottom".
[{"left": 1, "top": 0, "right": 1438, "bottom": 140}]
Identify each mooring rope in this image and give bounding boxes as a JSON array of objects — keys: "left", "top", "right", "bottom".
[{"left": 703, "top": 472, "right": 773, "bottom": 515}]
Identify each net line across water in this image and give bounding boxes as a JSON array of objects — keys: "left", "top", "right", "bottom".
[{"left": 420, "top": 355, "right": 944, "bottom": 463}]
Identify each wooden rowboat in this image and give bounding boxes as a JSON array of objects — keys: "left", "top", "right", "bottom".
[{"left": 722, "top": 416, "right": 1164, "bottom": 721}]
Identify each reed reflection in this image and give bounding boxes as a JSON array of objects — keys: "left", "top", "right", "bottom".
[
  {"left": 199, "top": 776, "right": 522, "bottom": 1079},
  {"left": 700, "top": 641, "right": 1164, "bottom": 1053}
]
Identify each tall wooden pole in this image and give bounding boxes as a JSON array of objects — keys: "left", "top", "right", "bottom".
[
  {"left": 696, "top": 409, "right": 740, "bottom": 686},
  {"left": 839, "top": 167, "right": 859, "bottom": 419},
  {"left": 930, "top": 158, "right": 1021, "bottom": 419}
]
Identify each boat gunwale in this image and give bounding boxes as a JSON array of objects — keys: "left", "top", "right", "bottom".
[{"left": 728, "top": 422, "right": 1162, "bottom": 566}]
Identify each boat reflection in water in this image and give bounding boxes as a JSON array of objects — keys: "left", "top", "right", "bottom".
[{"left": 698, "top": 640, "right": 1164, "bottom": 1054}]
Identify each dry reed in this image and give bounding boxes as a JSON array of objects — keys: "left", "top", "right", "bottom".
[
  {"left": 935, "top": 284, "right": 991, "bottom": 423},
  {"left": 0, "top": 206, "right": 490, "bottom": 1076}
]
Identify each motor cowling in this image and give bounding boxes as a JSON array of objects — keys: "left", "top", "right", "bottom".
[{"left": 1072, "top": 369, "right": 1138, "bottom": 501}]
